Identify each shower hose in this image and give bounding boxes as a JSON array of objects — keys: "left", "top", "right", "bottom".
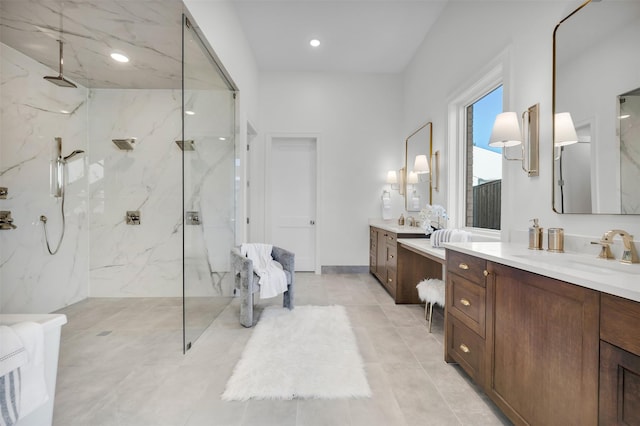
[{"left": 40, "top": 185, "right": 66, "bottom": 256}]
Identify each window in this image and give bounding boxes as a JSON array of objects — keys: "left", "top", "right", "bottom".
[{"left": 465, "top": 85, "right": 503, "bottom": 230}]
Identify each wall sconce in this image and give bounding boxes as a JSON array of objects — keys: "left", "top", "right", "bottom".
[
  {"left": 488, "top": 103, "right": 539, "bottom": 177},
  {"left": 411, "top": 152, "right": 440, "bottom": 191},
  {"left": 386, "top": 170, "right": 399, "bottom": 191},
  {"left": 554, "top": 112, "right": 578, "bottom": 147},
  {"left": 414, "top": 155, "right": 429, "bottom": 174}
]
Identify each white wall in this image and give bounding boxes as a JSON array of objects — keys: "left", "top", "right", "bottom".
[
  {"left": 255, "top": 72, "right": 404, "bottom": 266},
  {"left": 403, "top": 1, "right": 640, "bottom": 248}
]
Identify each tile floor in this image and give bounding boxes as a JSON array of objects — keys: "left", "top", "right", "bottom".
[{"left": 53, "top": 273, "right": 511, "bottom": 426}]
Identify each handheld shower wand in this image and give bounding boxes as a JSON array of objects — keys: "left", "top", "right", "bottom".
[{"left": 41, "top": 137, "right": 85, "bottom": 255}]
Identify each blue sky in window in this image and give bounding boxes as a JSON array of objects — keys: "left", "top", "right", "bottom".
[{"left": 473, "top": 85, "right": 503, "bottom": 154}]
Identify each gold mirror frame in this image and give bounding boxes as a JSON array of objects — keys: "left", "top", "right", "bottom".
[
  {"left": 552, "top": 0, "right": 640, "bottom": 214},
  {"left": 404, "top": 121, "right": 438, "bottom": 211}
]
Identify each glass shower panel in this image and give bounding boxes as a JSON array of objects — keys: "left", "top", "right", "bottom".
[{"left": 182, "top": 15, "right": 236, "bottom": 352}]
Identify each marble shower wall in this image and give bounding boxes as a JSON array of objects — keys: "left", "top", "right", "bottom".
[
  {"left": 1, "top": 44, "right": 89, "bottom": 314},
  {"left": 89, "top": 89, "right": 235, "bottom": 297},
  {"left": 1, "top": 43, "right": 234, "bottom": 311},
  {"left": 183, "top": 90, "right": 236, "bottom": 298},
  {"left": 88, "top": 89, "right": 183, "bottom": 297}
]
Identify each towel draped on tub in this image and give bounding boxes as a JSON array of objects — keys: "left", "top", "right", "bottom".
[{"left": 0, "top": 322, "right": 48, "bottom": 426}]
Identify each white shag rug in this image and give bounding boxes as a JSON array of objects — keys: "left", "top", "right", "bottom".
[{"left": 221, "top": 305, "right": 371, "bottom": 401}]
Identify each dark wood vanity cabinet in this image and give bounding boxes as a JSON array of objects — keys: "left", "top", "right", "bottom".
[
  {"left": 445, "top": 251, "right": 488, "bottom": 383},
  {"left": 369, "top": 226, "right": 425, "bottom": 303},
  {"left": 600, "top": 294, "right": 640, "bottom": 425},
  {"left": 487, "top": 262, "right": 599, "bottom": 426},
  {"left": 445, "top": 249, "right": 601, "bottom": 426}
]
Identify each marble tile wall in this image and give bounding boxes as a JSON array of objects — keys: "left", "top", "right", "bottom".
[
  {"left": 87, "top": 89, "right": 184, "bottom": 297},
  {"left": 88, "top": 89, "right": 236, "bottom": 298},
  {"left": 1, "top": 43, "right": 89, "bottom": 314},
  {"left": 1, "top": 43, "right": 236, "bottom": 313}
]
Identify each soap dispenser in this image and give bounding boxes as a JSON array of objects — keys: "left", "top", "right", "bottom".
[
  {"left": 529, "top": 219, "right": 543, "bottom": 250},
  {"left": 398, "top": 214, "right": 405, "bottom": 226}
]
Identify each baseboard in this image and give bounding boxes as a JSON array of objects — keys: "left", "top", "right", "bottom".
[{"left": 320, "top": 265, "right": 369, "bottom": 274}]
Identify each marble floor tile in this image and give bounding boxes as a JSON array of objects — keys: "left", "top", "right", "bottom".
[{"left": 53, "top": 272, "right": 511, "bottom": 426}]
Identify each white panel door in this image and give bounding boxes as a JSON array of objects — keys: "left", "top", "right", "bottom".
[{"left": 270, "top": 137, "right": 316, "bottom": 271}]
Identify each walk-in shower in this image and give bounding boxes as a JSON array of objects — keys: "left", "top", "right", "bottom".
[{"left": 0, "top": 2, "right": 238, "bottom": 352}]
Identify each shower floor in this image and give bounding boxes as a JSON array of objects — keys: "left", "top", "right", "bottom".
[{"left": 53, "top": 273, "right": 510, "bottom": 426}]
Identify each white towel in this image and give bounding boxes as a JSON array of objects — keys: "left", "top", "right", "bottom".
[
  {"left": 0, "top": 326, "right": 28, "bottom": 376},
  {"left": 241, "top": 243, "right": 288, "bottom": 299},
  {"left": 11, "top": 322, "right": 48, "bottom": 419},
  {"left": 431, "top": 229, "right": 472, "bottom": 247},
  {"left": 0, "top": 325, "right": 28, "bottom": 426}
]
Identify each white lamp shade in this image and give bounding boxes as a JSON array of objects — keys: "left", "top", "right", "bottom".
[
  {"left": 407, "top": 171, "right": 419, "bottom": 184},
  {"left": 386, "top": 170, "right": 398, "bottom": 184},
  {"left": 488, "top": 112, "right": 522, "bottom": 147},
  {"left": 554, "top": 112, "right": 578, "bottom": 146},
  {"left": 414, "top": 155, "right": 430, "bottom": 174}
]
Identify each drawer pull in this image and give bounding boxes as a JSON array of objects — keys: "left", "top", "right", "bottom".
[
  {"left": 459, "top": 343, "right": 470, "bottom": 353},
  {"left": 483, "top": 270, "right": 489, "bottom": 277},
  {"left": 389, "top": 254, "right": 394, "bottom": 259},
  {"left": 460, "top": 298, "right": 471, "bottom": 307},
  {"left": 458, "top": 263, "right": 469, "bottom": 270},
  {"left": 388, "top": 278, "right": 393, "bottom": 283}
]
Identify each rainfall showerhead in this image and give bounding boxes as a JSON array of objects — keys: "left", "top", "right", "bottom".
[
  {"left": 43, "top": 40, "right": 78, "bottom": 88},
  {"left": 175, "top": 140, "right": 195, "bottom": 151},
  {"left": 112, "top": 138, "right": 136, "bottom": 150}
]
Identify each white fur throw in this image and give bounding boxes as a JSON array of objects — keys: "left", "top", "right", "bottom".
[{"left": 416, "top": 279, "right": 445, "bottom": 307}]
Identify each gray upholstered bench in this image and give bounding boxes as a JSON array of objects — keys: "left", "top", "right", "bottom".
[{"left": 230, "top": 246, "right": 295, "bottom": 327}]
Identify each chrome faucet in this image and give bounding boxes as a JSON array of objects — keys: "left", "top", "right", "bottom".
[{"left": 592, "top": 229, "right": 639, "bottom": 264}]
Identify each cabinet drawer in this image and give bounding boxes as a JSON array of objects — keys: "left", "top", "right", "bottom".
[
  {"left": 385, "top": 267, "right": 397, "bottom": 297},
  {"left": 447, "top": 273, "right": 486, "bottom": 337},
  {"left": 386, "top": 245, "right": 397, "bottom": 267},
  {"left": 447, "top": 315, "right": 484, "bottom": 383},
  {"left": 385, "top": 232, "right": 397, "bottom": 244},
  {"left": 601, "top": 293, "right": 640, "bottom": 355},
  {"left": 447, "top": 250, "right": 487, "bottom": 286}
]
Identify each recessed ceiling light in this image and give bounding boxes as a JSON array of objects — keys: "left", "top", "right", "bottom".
[
  {"left": 619, "top": 114, "right": 630, "bottom": 119},
  {"left": 110, "top": 52, "right": 129, "bottom": 63},
  {"left": 185, "top": 110, "right": 195, "bottom": 116},
  {"left": 309, "top": 39, "right": 321, "bottom": 48},
  {"left": 219, "top": 137, "right": 227, "bottom": 141},
  {"left": 60, "top": 110, "right": 70, "bottom": 114}
]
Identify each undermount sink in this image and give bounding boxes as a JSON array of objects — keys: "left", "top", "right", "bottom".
[{"left": 510, "top": 253, "right": 640, "bottom": 276}]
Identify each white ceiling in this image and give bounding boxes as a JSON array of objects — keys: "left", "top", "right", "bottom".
[
  {"left": 231, "top": 1, "right": 449, "bottom": 73},
  {"left": 0, "top": 0, "right": 448, "bottom": 90}
]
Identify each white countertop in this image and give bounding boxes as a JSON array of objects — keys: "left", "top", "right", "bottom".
[
  {"left": 397, "top": 238, "right": 446, "bottom": 262},
  {"left": 444, "top": 242, "right": 640, "bottom": 303},
  {"left": 369, "top": 219, "right": 427, "bottom": 235}
]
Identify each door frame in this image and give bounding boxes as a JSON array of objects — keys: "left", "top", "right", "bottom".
[{"left": 265, "top": 133, "right": 321, "bottom": 274}]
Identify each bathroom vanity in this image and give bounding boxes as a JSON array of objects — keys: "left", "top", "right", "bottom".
[
  {"left": 369, "top": 221, "right": 433, "bottom": 303},
  {"left": 444, "top": 242, "right": 640, "bottom": 426}
]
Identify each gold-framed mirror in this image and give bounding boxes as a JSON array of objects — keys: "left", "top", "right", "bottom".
[
  {"left": 553, "top": 0, "right": 640, "bottom": 214},
  {"left": 404, "top": 121, "right": 438, "bottom": 211}
]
